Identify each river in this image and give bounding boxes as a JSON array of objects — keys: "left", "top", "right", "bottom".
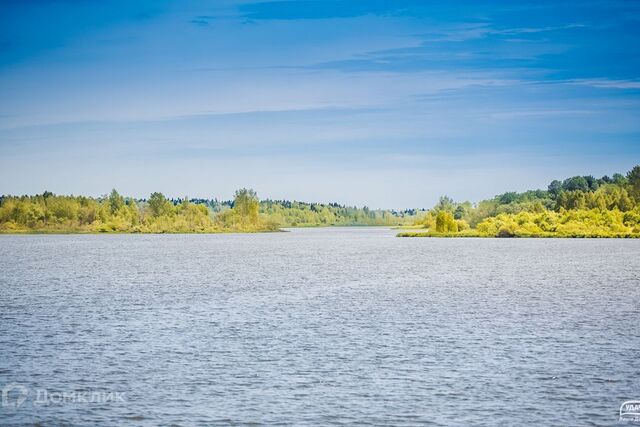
[{"left": 1, "top": 228, "right": 638, "bottom": 425}]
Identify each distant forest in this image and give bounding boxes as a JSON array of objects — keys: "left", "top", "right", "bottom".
[
  {"left": 0, "top": 188, "right": 416, "bottom": 233},
  {"left": 1, "top": 165, "right": 639, "bottom": 237}
]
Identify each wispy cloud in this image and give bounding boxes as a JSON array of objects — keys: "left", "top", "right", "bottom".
[
  {"left": 491, "top": 23, "right": 587, "bottom": 35},
  {"left": 416, "top": 23, "right": 492, "bottom": 42},
  {"left": 238, "top": 0, "right": 406, "bottom": 20},
  {"left": 488, "top": 109, "right": 595, "bottom": 120},
  {"left": 189, "top": 15, "right": 215, "bottom": 26},
  {"left": 564, "top": 78, "right": 640, "bottom": 90}
]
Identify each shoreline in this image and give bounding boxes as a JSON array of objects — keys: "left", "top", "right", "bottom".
[
  {"left": 397, "top": 231, "right": 640, "bottom": 238},
  {"left": 0, "top": 224, "right": 406, "bottom": 235}
]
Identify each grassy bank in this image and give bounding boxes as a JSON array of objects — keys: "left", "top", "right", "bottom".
[{"left": 397, "top": 230, "right": 640, "bottom": 238}]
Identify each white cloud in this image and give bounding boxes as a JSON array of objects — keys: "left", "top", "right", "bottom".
[{"left": 564, "top": 78, "right": 640, "bottom": 90}]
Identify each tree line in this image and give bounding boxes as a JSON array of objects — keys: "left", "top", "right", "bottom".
[
  {"left": 400, "top": 164, "right": 640, "bottom": 237},
  {"left": 0, "top": 188, "right": 414, "bottom": 233},
  {"left": 3, "top": 165, "right": 639, "bottom": 236}
]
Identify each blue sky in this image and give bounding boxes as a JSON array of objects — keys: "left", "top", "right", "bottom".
[{"left": 1, "top": 0, "right": 639, "bottom": 208}]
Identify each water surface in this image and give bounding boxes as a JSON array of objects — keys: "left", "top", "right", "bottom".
[{"left": 1, "top": 228, "right": 639, "bottom": 425}]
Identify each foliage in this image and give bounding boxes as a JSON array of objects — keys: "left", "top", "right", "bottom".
[
  {"left": 0, "top": 190, "right": 250, "bottom": 233},
  {"left": 628, "top": 165, "right": 640, "bottom": 201},
  {"left": 259, "top": 199, "right": 414, "bottom": 227},
  {"left": 215, "top": 189, "right": 279, "bottom": 232},
  {"left": 407, "top": 164, "right": 640, "bottom": 238},
  {"left": 435, "top": 211, "right": 457, "bottom": 233},
  {"left": 0, "top": 189, "right": 416, "bottom": 233},
  {"left": 4, "top": 164, "right": 639, "bottom": 237},
  {"left": 474, "top": 208, "right": 640, "bottom": 237}
]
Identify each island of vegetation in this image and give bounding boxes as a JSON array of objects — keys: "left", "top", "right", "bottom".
[
  {"left": 0, "top": 188, "right": 415, "bottom": 233},
  {"left": 398, "top": 165, "right": 640, "bottom": 238}
]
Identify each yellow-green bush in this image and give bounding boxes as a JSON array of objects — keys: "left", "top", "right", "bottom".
[{"left": 475, "top": 209, "right": 638, "bottom": 237}]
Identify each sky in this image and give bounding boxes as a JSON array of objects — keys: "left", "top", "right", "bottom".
[{"left": 1, "top": 0, "right": 639, "bottom": 208}]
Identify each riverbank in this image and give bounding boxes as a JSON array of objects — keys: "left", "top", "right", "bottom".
[{"left": 397, "top": 230, "right": 640, "bottom": 238}]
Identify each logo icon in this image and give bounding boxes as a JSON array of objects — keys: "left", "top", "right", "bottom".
[
  {"left": 620, "top": 400, "right": 640, "bottom": 423},
  {"left": 2, "top": 383, "right": 29, "bottom": 408}
]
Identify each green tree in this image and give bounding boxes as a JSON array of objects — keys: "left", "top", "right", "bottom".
[
  {"left": 148, "top": 192, "right": 169, "bottom": 217},
  {"left": 557, "top": 190, "right": 586, "bottom": 210},
  {"left": 612, "top": 173, "right": 627, "bottom": 185},
  {"left": 548, "top": 180, "right": 562, "bottom": 197},
  {"left": 562, "top": 176, "right": 589, "bottom": 192},
  {"left": 627, "top": 165, "right": 640, "bottom": 202},
  {"left": 584, "top": 175, "right": 599, "bottom": 191},
  {"left": 109, "top": 189, "right": 125, "bottom": 214},
  {"left": 453, "top": 205, "right": 466, "bottom": 220},
  {"left": 498, "top": 192, "right": 519, "bottom": 204},
  {"left": 434, "top": 195, "right": 455, "bottom": 213},
  {"left": 232, "top": 188, "right": 260, "bottom": 223}
]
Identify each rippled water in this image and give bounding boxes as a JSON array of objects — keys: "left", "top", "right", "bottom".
[{"left": 1, "top": 228, "right": 639, "bottom": 425}]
